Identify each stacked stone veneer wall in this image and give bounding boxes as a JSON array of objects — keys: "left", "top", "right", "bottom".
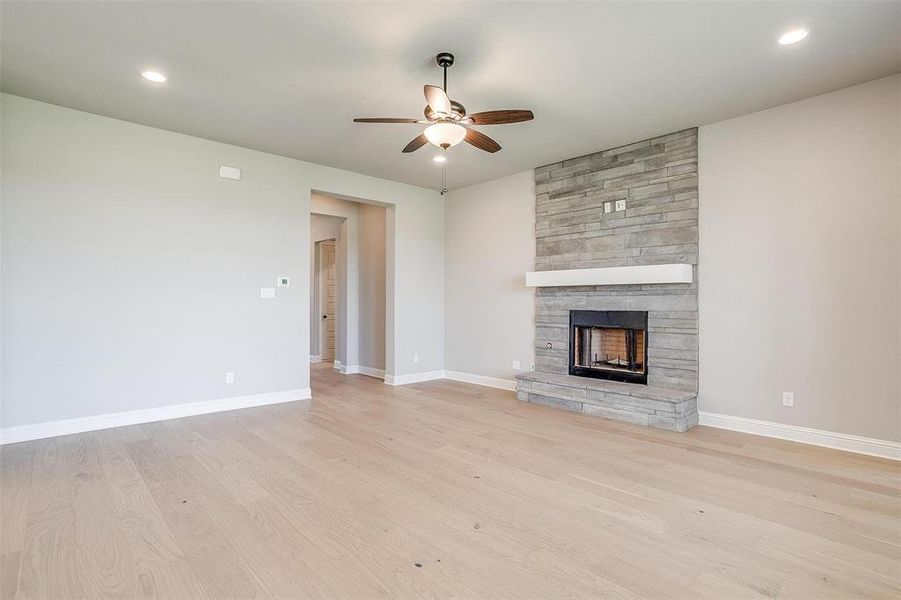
[{"left": 532, "top": 128, "right": 699, "bottom": 393}]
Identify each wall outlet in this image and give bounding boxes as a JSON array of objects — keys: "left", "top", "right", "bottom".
[
  {"left": 530, "top": 362, "right": 535, "bottom": 371},
  {"left": 782, "top": 391, "right": 794, "bottom": 407},
  {"left": 615, "top": 199, "right": 627, "bottom": 211},
  {"left": 225, "top": 371, "right": 235, "bottom": 384},
  {"left": 412, "top": 353, "right": 420, "bottom": 364},
  {"left": 277, "top": 276, "right": 290, "bottom": 287},
  {"left": 260, "top": 287, "right": 275, "bottom": 299},
  {"left": 512, "top": 360, "right": 521, "bottom": 370},
  {"left": 604, "top": 202, "right": 612, "bottom": 213}
]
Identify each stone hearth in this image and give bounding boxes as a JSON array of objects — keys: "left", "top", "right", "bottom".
[
  {"left": 515, "top": 372, "right": 698, "bottom": 432},
  {"left": 519, "top": 128, "right": 699, "bottom": 431}
]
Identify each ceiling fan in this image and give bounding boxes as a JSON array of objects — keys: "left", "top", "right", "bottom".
[{"left": 353, "top": 52, "right": 534, "bottom": 154}]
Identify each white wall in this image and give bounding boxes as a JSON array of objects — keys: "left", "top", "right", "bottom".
[
  {"left": 444, "top": 171, "right": 536, "bottom": 382},
  {"left": 1, "top": 94, "right": 444, "bottom": 430},
  {"left": 699, "top": 75, "right": 900, "bottom": 442}
]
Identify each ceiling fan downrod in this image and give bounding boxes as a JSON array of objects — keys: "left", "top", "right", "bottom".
[{"left": 436, "top": 52, "right": 454, "bottom": 93}]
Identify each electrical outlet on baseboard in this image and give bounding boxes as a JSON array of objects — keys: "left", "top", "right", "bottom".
[
  {"left": 782, "top": 391, "right": 794, "bottom": 407},
  {"left": 225, "top": 371, "right": 235, "bottom": 384}
]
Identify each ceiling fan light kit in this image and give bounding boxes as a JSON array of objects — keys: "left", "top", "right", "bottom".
[
  {"left": 424, "top": 122, "right": 466, "bottom": 149},
  {"left": 353, "top": 52, "right": 534, "bottom": 155}
]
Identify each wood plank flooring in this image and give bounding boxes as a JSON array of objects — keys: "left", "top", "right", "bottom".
[{"left": 2, "top": 363, "right": 899, "bottom": 598}]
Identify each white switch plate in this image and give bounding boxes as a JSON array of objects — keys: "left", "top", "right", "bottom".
[
  {"left": 604, "top": 202, "right": 612, "bottom": 213},
  {"left": 225, "top": 371, "right": 235, "bottom": 384},
  {"left": 260, "top": 287, "right": 275, "bottom": 299},
  {"left": 512, "top": 360, "right": 521, "bottom": 370},
  {"left": 615, "top": 199, "right": 627, "bottom": 211},
  {"left": 530, "top": 362, "right": 535, "bottom": 371},
  {"left": 412, "top": 353, "right": 420, "bottom": 364},
  {"left": 782, "top": 391, "right": 794, "bottom": 407},
  {"left": 219, "top": 165, "right": 241, "bottom": 180}
]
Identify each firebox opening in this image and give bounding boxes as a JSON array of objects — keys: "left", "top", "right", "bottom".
[{"left": 569, "top": 310, "right": 648, "bottom": 384}]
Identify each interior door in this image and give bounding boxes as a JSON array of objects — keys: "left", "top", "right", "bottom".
[{"left": 323, "top": 241, "right": 336, "bottom": 361}]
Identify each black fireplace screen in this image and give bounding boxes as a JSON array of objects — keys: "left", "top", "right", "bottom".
[{"left": 569, "top": 310, "right": 648, "bottom": 384}]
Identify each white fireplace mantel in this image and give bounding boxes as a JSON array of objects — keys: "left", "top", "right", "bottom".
[{"left": 525, "top": 263, "right": 693, "bottom": 287}]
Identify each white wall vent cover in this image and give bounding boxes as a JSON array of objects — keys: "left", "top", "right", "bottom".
[{"left": 525, "top": 264, "right": 693, "bottom": 287}]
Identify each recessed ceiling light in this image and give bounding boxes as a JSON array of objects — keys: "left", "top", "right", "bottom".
[
  {"left": 778, "top": 28, "right": 809, "bottom": 45},
  {"left": 141, "top": 70, "right": 167, "bottom": 83},
  {"left": 433, "top": 155, "right": 447, "bottom": 163}
]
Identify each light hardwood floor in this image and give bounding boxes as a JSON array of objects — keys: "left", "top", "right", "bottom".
[{"left": 2, "top": 364, "right": 899, "bottom": 599}]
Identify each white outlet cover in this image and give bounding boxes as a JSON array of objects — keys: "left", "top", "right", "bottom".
[
  {"left": 260, "top": 287, "right": 275, "bottom": 299},
  {"left": 782, "top": 391, "right": 794, "bottom": 406},
  {"left": 615, "top": 199, "right": 627, "bottom": 211},
  {"left": 512, "top": 360, "right": 521, "bottom": 370},
  {"left": 604, "top": 202, "right": 612, "bottom": 213},
  {"left": 412, "top": 353, "right": 420, "bottom": 363},
  {"left": 225, "top": 371, "right": 235, "bottom": 384}
]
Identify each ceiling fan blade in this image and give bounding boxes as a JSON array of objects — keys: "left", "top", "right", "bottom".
[
  {"left": 424, "top": 85, "right": 452, "bottom": 115},
  {"left": 468, "top": 110, "right": 534, "bottom": 125},
  {"left": 353, "top": 118, "right": 420, "bottom": 123},
  {"left": 402, "top": 133, "right": 429, "bottom": 153},
  {"left": 463, "top": 128, "right": 501, "bottom": 153}
]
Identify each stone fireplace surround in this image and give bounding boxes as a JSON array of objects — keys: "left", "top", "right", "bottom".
[{"left": 515, "top": 129, "right": 699, "bottom": 432}]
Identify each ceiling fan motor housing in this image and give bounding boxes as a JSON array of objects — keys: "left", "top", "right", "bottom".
[{"left": 424, "top": 101, "right": 466, "bottom": 122}]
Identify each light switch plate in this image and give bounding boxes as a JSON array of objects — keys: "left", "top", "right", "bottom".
[
  {"left": 615, "top": 199, "right": 626, "bottom": 211},
  {"left": 260, "top": 287, "right": 275, "bottom": 299},
  {"left": 604, "top": 202, "right": 612, "bottom": 213}
]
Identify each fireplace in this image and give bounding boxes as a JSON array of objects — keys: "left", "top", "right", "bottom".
[{"left": 569, "top": 310, "right": 648, "bottom": 384}]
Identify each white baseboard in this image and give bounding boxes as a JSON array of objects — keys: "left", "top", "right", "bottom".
[
  {"left": 699, "top": 411, "right": 900, "bottom": 461},
  {"left": 337, "top": 364, "right": 385, "bottom": 379},
  {"left": 385, "top": 370, "right": 446, "bottom": 386},
  {"left": 382, "top": 369, "right": 517, "bottom": 390},
  {"left": 310, "top": 355, "right": 321, "bottom": 363},
  {"left": 444, "top": 370, "right": 517, "bottom": 391},
  {"left": 356, "top": 366, "right": 385, "bottom": 379},
  {"left": 0, "top": 388, "right": 312, "bottom": 446}
]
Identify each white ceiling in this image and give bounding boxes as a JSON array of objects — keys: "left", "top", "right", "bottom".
[{"left": 2, "top": 2, "right": 899, "bottom": 190}]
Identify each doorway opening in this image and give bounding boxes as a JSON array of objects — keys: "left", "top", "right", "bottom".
[{"left": 309, "top": 193, "right": 388, "bottom": 389}]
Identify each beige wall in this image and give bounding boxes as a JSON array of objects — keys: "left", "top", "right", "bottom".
[
  {"left": 698, "top": 75, "right": 900, "bottom": 442},
  {"left": 1, "top": 94, "right": 442, "bottom": 430},
  {"left": 358, "top": 203, "right": 387, "bottom": 371},
  {"left": 445, "top": 171, "right": 535, "bottom": 382}
]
